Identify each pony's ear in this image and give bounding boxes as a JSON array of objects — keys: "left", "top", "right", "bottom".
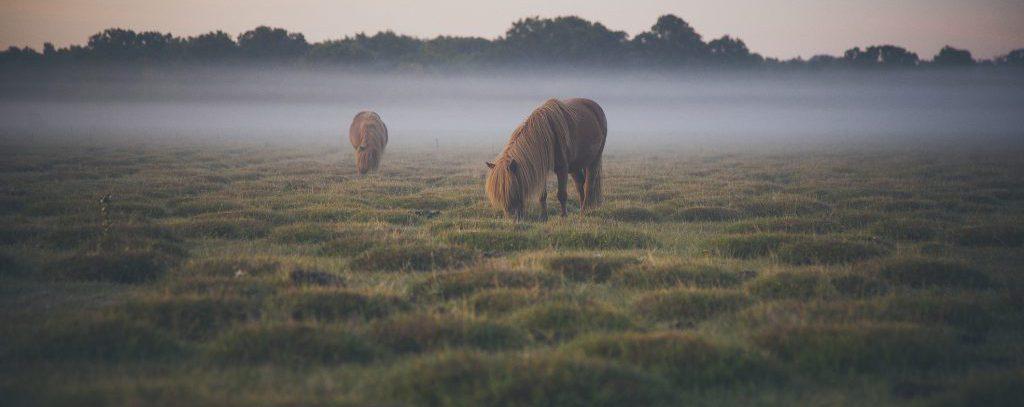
[
  {"left": 485, "top": 161, "right": 495, "bottom": 169},
  {"left": 508, "top": 159, "right": 518, "bottom": 173}
]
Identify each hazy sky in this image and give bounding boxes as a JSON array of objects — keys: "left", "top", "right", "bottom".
[{"left": 2, "top": 0, "right": 1022, "bottom": 59}]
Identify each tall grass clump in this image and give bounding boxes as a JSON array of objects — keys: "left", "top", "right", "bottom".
[
  {"left": 543, "top": 253, "right": 639, "bottom": 282},
  {"left": 775, "top": 239, "right": 885, "bottom": 265},
  {"left": 634, "top": 289, "right": 751, "bottom": 324},
  {"left": 6, "top": 317, "right": 185, "bottom": 361},
  {"left": 509, "top": 300, "right": 636, "bottom": 342},
  {"left": 874, "top": 258, "right": 993, "bottom": 289},
  {"left": 207, "top": 324, "right": 381, "bottom": 364},
  {"left": 610, "top": 262, "right": 755, "bottom": 289},
  {"left": 567, "top": 331, "right": 780, "bottom": 386},
  {"left": 287, "top": 289, "right": 409, "bottom": 321},
  {"left": 752, "top": 323, "right": 957, "bottom": 373},
  {"left": 368, "top": 351, "right": 676, "bottom": 406},
  {"left": 366, "top": 313, "right": 529, "bottom": 353}
]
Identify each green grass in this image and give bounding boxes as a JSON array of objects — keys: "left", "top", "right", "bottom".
[
  {"left": 874, "top": 257, "right": 994, "bottom": 288},
  {"left": 633, "top": 288, "right": 751, "bottom": 325},
  {"left": 543, "top": 253, "right": 639, "bottom": 282},
  {"left": 2, "top": 142, "right": 1022, "bottom": 405},
  {"left": 567, "top": 331, "right": 780, "bottom": 386},
  {"left": 207, "top": 323, "right": 381, "bottom": 364}
]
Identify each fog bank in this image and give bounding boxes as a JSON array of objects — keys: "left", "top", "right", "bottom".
[{"left": 1, "top": 68, "right": 1022, "bottom": 150}]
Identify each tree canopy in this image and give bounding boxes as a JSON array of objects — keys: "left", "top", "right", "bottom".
[{"left": 1, "top": 15, "right": 1019, "bottom": 70}]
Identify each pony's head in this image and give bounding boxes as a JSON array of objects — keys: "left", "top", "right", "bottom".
[
  {"left": 354, "top": 143, "right": 380, "bottom": 175},
  {"left": 485, "top": 158, "right": 525, "bottom": 219}
]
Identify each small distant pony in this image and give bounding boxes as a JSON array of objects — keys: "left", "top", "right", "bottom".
[
  {"left": 348, "top": 111, "right": 388, "bottom": 174},
  {"left": 486, "top": 98, "right": 607, "bottom": 219}
]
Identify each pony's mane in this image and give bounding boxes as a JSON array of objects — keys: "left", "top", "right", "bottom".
[{"left": 486, "top": 99, "right": 574, "bottom": 209}]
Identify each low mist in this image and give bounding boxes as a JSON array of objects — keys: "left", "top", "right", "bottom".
[{"left": 1, "top": 68, "right": 1022, "bottom": 150}]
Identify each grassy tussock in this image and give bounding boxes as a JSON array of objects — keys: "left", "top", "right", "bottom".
[
  {"left": 634, "top": 289, "right": 751, "bottom": 324},
  {"left": 412, "top": 268, "right": 559, "bottom": 299},
  {"left": 874, "top": 258, "right": 994, "bottom": 288},
  {"left": 547, "top": 227, "right": 658, "bottom": 249},
  {"left": 746, "top": 270, "right": 832, "bottom": 300},
  {"left": 47, "top": 247, "right": 181, "bottom": 284},
  {"left": 543, "top": 253, "right": 639, "bottom": 282},
  {"left": 509, "top": 300, "right": 637, "bottom": 342},
  {"left": 207, "top": 324, "right": 380, "bottom": 364},
  {"left": 775, "top": 238, "right": 885, "bottom": 265},
  {"left": 179, "top": 256, "right": 282, "bottom": 278},
  {"left": 567, "top": 331, "right": 780, "bottom": 386},
  {"left": 610, "top": 262, "right": 756, "bottom": 289},
  {"left": 352, "top": 242, "right": 477, "bottom": 271},
  {"left": 269, "top": 223, "right": 336, "bottom": 244},
  {"left": 752, "top": 323, "right": 957, "bottom": 372},
  {"left": 367, "top": 313, "right": 528, "bottom": 352},
  {"left": 445, "top": 229, "right": 543, "bottom": 252},
  {"left": 871, "top": 219, "right": 941, "bottom": 241},
  {"left": 711, "top": 234, "right": 792, "bottom": 259},
  {"left": 287, "top": 289, "right": 409, "bottom": 321},
  {"left": 4, "top": 317, "right": 185, "bottom": 361},
  {"left": 725, "top": 217, "right": 843, "bottom": 234},
  {"left": 952, "top": 224, "right": 1024, "bottom": 247},
  {"left": 739, "top": 194, "right": 830, "bottom": 217},
  {"left": 121, "top": 295, "right": 260, "bottom": 340},
  {"left": 370, "top": 350, "right": 675, "bottom": 406},
  {"left": 600, "top": 205, "right": 661, "bottom": 222},
  {"left": 469, "top": 288, "right": 544, "bottom": 315},
  {"left": 829, "top": 273, "right": 892, "bottom": 297},
  {"left": 673, "top": 206, "right": 741, "bottom": 222}
]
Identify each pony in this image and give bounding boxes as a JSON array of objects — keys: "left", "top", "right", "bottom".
[
  {"left": 348, "top": 111, "right": 389, "bottom": 174},
  {"left": 485, "top": 98, "right": 607, "bottom": 219}
]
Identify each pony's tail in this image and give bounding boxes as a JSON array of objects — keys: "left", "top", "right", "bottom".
[{"left": 584, "top": 156, "right": 603, "bottom": 209}]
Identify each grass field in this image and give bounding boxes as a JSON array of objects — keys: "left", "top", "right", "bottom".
[{"left": 1, "top": 140, "right": 1023, "bottom": 406}]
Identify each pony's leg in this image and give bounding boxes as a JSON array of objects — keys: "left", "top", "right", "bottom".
[
  {"left": 571, "top": 170, "right": 585, "bottom": 208},
  {"left": 557, "top": 171, "right": 569, "bottom": 217},
  {"left": 539, "top": 187, "right": 548, "bottom": 220},
  {"left": 582, "top": 160, "right": 602, "bottom": 213}
]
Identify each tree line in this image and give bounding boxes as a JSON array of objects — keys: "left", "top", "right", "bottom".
[{"left": 2, "top": 15, "right": 1022, "bottom": 70}]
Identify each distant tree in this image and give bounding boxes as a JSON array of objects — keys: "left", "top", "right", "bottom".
[
  {"left": 308, "top": 31, "right": 422, "bottom": 66},
  {"left": 420, "top": 36, "right": 493, "bottom": 66},
  {"left": 308, "top": 37, "right": 373, "bottom": 64},
  {"left": 500, "top": 16, "right": 628, "bottom": 64},
  {"left": 807, "top": 54, "right": 841, "bottom": 68},
  {"left": 237, "top": 26, "right": 309, "bottom": 60},
  {"left": 86, "top": 28, "right": 177, "bottom": 61},
  {"left": 707, "top": 35, "right": 762, "bottom": 65},
  {"left": 931, "top": 45, "right": 974, "bottom": 67},
  {"left": 0, "top": 46, "right": 42, "bottom": 64},
  {"left": 843, "top": 45, "right": 918, "bottom": 67},
  {"left": 184, "top": 31, "right": 238, "bottom": 61},
  {"left": 631, "top": 14, "right": 707, "bottom": 65},
  {"left": 995, "top": 49, "right": 1024, "bottom": 67}
]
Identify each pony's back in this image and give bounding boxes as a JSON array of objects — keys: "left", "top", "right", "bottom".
[{"left": 349, "top": 111, "right": 388, "bottom": 174}]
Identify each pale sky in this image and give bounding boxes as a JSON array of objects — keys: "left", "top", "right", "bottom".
[{"left": 1, "top": 0, "right": 1022, "bottom": 59}]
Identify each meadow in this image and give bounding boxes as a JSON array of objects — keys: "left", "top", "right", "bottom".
[{"left": 1, "top": 139, "right": 1022, "bottom": 406}]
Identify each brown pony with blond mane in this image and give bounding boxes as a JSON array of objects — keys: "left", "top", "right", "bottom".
[
  {"left": 486, "top": 98, "right": 607, "bottom": 219},
  {"left": 348, "top": 111, "right": 388, "bottom": 174}
]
